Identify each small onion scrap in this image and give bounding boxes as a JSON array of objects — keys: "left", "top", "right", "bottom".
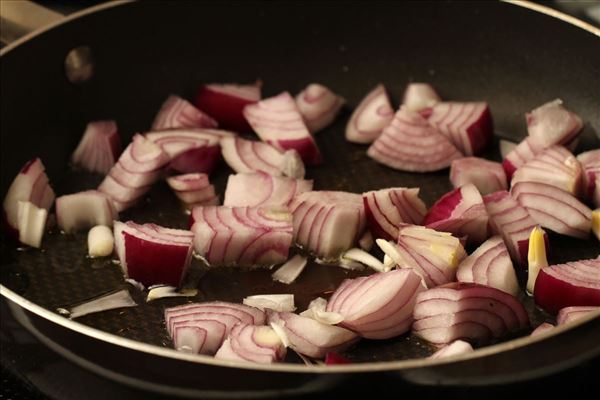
[
  {"left": 152, "top": 95, "right": 218, "bottom": 130},
  {"left": 17, "top": 201, "right": 48, "bottom": 248},
  {"left": 530, "top": 322, "right": 555, "bottom": 337},
  {"left": 243, "top": 294, "right": 296, "bottom": 312},
  {"left": 450, "top": 157, "right": 508, "bottom": 196},
  {"left": 166, "top": 173, "right": 217, "bottom": 206},
  {"left": 499, "top": 139, "right": 517, "bottom": 159},
  {"left": 345, "top": 84, "right": 394, "bottom": 144},
  {"left": 577, "top": 149, "right": 600, "bottom": 206},
  {"left": 272, "top": 254, "right": 308, "bottom": 284},
  {"left": 402, "top": 82, "right": 440, "bottom": 113},
  {"left": 214, "top": 323, "right": 286, "bottom": 364},
  {"left": 55, "top": 190, "right": 117, "bottom": 233},
  {"left": 429, "top": 340, "right": 474, "bottom": 360},
  {"left": 295, "top": 83, "right": 345, "bottom": 133},
  {"left": 67, "top": 289, "right": 137, "bottom": 319},
  {"left": 526, "top": 99, "right": 583, "bottom": 148},
  {"left": 556, "top": 306, "right": 599, "bottom": 325},
  {"left": 71, "top": 120, "right": 122, "bottom": 174},
  {"left": 223, "top": 172, "right": 313, "bottom": 207},
  {"left": 502, "top": 137, "right": 544, "bottom": 180}
]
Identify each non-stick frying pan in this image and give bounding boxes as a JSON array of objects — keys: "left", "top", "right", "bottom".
[{"left": 1, "top": 1, "right": 600, "bottom": 397}]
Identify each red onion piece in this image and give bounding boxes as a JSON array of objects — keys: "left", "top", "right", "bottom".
[
  {"left": 166, "top": 173, "right": 216, "bottom": 205},
  {"left": 395, "top": 225, "right": 466, "bottom": 288},
  {"left": 191, "top": 205, "right": 293, "bottom": 267},
  {"left": 483, "top": 190, "right": 548, "bottom": 266},
  {"left": 577, "top": 149, "right": 600, "bottom": 206},
  {"left": 267, "top": 311, "right": 359, "bottom": 359},
  {"left": 325, "top": 352, "right": 352, "bottom": 365},
  {"left": 17, "top": 201, "right": 47, "bottom": 248},
  {"left": 502, "top": 137, "right": 544, "bottom": 180},
  {"left": 221, "top": 136, "right": 305, "bottom": 179},
  {"left": 290, "top": 191, "right": 366, "bottom": 259},
  {"left": 272, "top": 254, "right": 308, "bottom": 284},
  {"left": 224, "top": 172, "right": 312, "bottom": 208},
  {"left": 55, "top": 190, "right": 117, "bottom": 233},
  {"left": 326, "top": 269, "right": 425, "bottom": 339},
  {"left": 295, "top": 83, "right": 345, "bottom": 133},
  {"left": 425, "top": 102, "right": 493, "bottom": 156},
  {"left": 146, "top": 286, "right": 197, "bottom": 302},
  {"left": 71, "top": 120, "right": 122, "bottom": 174},
  {"left": 194, "top": 81, "right": 262, "bottom": 133},
  {"left": 556, "top": 306, "right": 599, "bottom": 325},
  {"left": 413, "top": 282, "right": 529, "bottom": 346},
  {"left": 99, "top": 134, "right": 170, "bottom": 211},
  {"left": 345, "top": 84, "right": 394, "bottom": 144},
  {"left": 423, "top": 184, "right": 490, "bottom": 245},
  {"left": 114, "top": 221, "right": 193, "bottom": 287},
  {"left": 526, "top": 99, "right": 583, "bottom": 148},
  {"left": 429, "top": 340, "right": 474, "bottom": 359},
  {"left": 512, "top": 145, "right": 583, "bottom": 197},
  {"left": 450, "top": 157, "right": 508, "bottom": 196},
  {"left": 456, "top": 236, "right": 519, "bottom": 296},
  {"left": 215, "top": 323, "right": 286, "bottom": 364},
  {"left": 243, "top": 92, "right": 322, "bottom": 165},
  {"left": 534, "top": 259, "right": 600, "bottom": 314},
  {"left": 402, "top": 83, "right": 440, "bottom": 112},
  {"left": 530, "top": 322, "right": 555, "bottom": 336},
  {"left": 3, "top": 158, "right": 55, "bottom": 240},
  {"left": 363, "top": 187, "right": 427, "bottom": 240},
  {"left": 367, "top": 107, "right": 463, "bottom": 172},
  {"left": 152, "top": 95, "right": 218, "bottom": 130},
  {"left": 511, "top": 181, "right": 592, "bottom": 238}
]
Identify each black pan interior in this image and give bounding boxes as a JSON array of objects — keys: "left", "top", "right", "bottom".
[{"left": 1, "top": 1, "right": 599, "bottom": 364}]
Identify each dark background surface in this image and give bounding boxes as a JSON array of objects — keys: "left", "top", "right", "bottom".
[{"left": 1, "top": 1, "right": 599, "bottom": 399}]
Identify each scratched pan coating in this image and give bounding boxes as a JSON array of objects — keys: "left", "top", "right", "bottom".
[{"left": 1, "top": 1, "right": 600, "bottom": 365}]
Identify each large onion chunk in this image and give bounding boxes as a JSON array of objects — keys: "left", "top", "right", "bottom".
[
  {"left": 267, "top": 311, "right": 359, "bottom": 359},
  {"left": 526, "top": 99, "right": 583, "bottom": 148},
  {"left": 457, "top": 236, "right": 519, "bottom": 296},
  {"left": 423, "top": 184, "right": 490, "bottom": 245},
  {"left": 214, "top": 323, "right": 286, "bottom": 364},
  {"left": 556, "top": 306, "right": 599, "bottom": 325},
  {"left": 396, "top": 225, "right": 466, "bottom": 288},
  {"left": 114, "top": 221, "right": 194, "bottom": 287},
  {"left": 221, "top": 136, "right": 305, "bottom": 179},
  {"left": 152, "top": 95, "right": 218, "bottom": 130},
  {"left": 413, "top": 282, "right": 529, "bottom": 346},
  {"left": 295, "top": 83, "right": 345, "bottom": 133},
  {"left": 17, "top": 201, "right": 48, "bottom": 248},
  {"left": 3, "top": 158, "right": 55, "bottom": 239},
  {"left": 450, "top": 157, "right": 507, "bottom": 195},
  {"left": 224, "top": 172, "right": 313, "bottom": 207},
  {"left": 483, "top": 190, "right": 549, "bottom": 266},
  {"left": 402, "top": 82, "right": 440, "bottom": 112},
  {"left": 345, "top": 84, "right": 394, "bottom": 144},
  {"left": 71, "top": 120, "right": 122, "bottom": 174},
  {"left": 425, "top": 102, "right": 493, "bottom": 156},
  {"left": 243, "top": 92, "right": 322, "bottom": 165},
  {"left": 290, "top": 191, "right": 366, "bottom": 259},
  {"left": 363, "top": 187, "right": 427, "bottom": 240},
  {"left": 326, "top": 269, "right": 426, "bottom": 339},
  {"left": 534, "top": 259, "right": 600, "bottom": 314},
  {"left": 56, "top": 190, "right": 117, "bottom": 233},
  {"left": 191, "top": 205, "right": 293, "bottom": 267}
]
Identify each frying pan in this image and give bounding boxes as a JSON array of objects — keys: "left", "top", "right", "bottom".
[{"left": 1, "top": 0, "right": 600, "bottom": 397}]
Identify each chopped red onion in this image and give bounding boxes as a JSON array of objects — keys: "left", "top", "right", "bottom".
[
  {"left": 512, "top": 145, "right": 583, "bottom": 197},
  {"left": 55, "top": 190, "right": 117, "bottom": 233},
  {"left": 223, "top": 172, "right": 312, "bottom": 207},
  {"left": 556, "top": 306, "right": 599, "bottom": 325},
  {"left": 191, "top": 205, "right": 293, "bottom": 267},
  {"left": 214, "top": 323, "right": 286, "bottom": 364},
  {"left": 526, "top": 99, "right": 583, "bottom": 148},
  {"left": 363, "top": 187, "right": 427, "bottom": 240},
  {"left": 243, "top": 294, "right": 295, "bottom": 312},
  {"left": 166, "top": 173, "right": 217, "bottom": 206},
  {"left": 342, "top": 248, "right": 386, "bottom": 272},
  {"left": 395, "top": 225, "right": 466, "bottom": 288},
  {"left": 367, "top": 107, "right": 463, "bottom": 172},
  {"left": 429, "top": 340, "right": 474, "bottom": 359},
  {"left": 457, "top": 236, "right": 519, "bottom": 296},
  {"left": 502, "top": 137, "right": 544, "bottom": 180},
  {"left": 413, "top": 282, "right": 529, "bottom": 346},
  {"left": 290, "top": 191, "right": 366, "bottom": 259},
  {"left": 295, "top": 83, "right": 345, "bottom": 133},
  {"left": 425, "top": 102, "right": 493, "bottom": 156},
  {"left": 300, "top": 297, "right": 344, "bottom": 325},
  {"left": 17, "top": 201, "right": 47, "bottom": 248},
  {"left": 483, "top": 190, "right": 549, "bottom": 266},
  {"left": 220, "top": 136, "right": 306, "bottom": 179},
  {"left": 450, "top": 157, "right": 507, "bottom": 195},
  {"left": 534, "top": 259, "right": 600, "bottom": 314},
  {"left": 326, "top": 269, "right": 425, "bottom": 339},
  {"left": 194, "top": 81, "right": 261, "bottom": 133},
  {"left": 402, "top": 83, "right": 440, "bottom": 112},
  {"left": 345, "top": 84, "right": 394, "bottom": 144},
  {"left": 272, "top": 254, "right": 308, "bottom": 284},
  {"left": 267, "top": 311, "right": 359, "bottom": 359},
  {"left": 114, "top": 221, "right": 193, "bottom": 287},
  {"left": 530, "top": 322, "right": 554, "bottom": 336},
  {"left": 577, "top": 149, "right": 600, "bottom": 206},
  {"left": 423, "top": 184, "right": 490, "bottom": 245},
  {"left": 67, "top": 289, "right": 136, "bottom": 319},
  {"left": 511, "top": 181, "right": 592, "bottom": 238},
  {"left": 71, "top": 120, "right": 122, "bottom": 174},
  {"left": 3, "top": 158, "right": 55, "bottom": 240},
  {"left": 152, "top": 95, "right": 218, "bottom": 130}
]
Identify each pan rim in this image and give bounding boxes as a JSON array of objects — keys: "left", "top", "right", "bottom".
[{"left": 1, "top": 0, "right": 599, "bottom": 375}]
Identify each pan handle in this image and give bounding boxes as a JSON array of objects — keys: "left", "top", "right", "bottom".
[{"left": 0, "top": 0, "right": 63, "bottom": 45}]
